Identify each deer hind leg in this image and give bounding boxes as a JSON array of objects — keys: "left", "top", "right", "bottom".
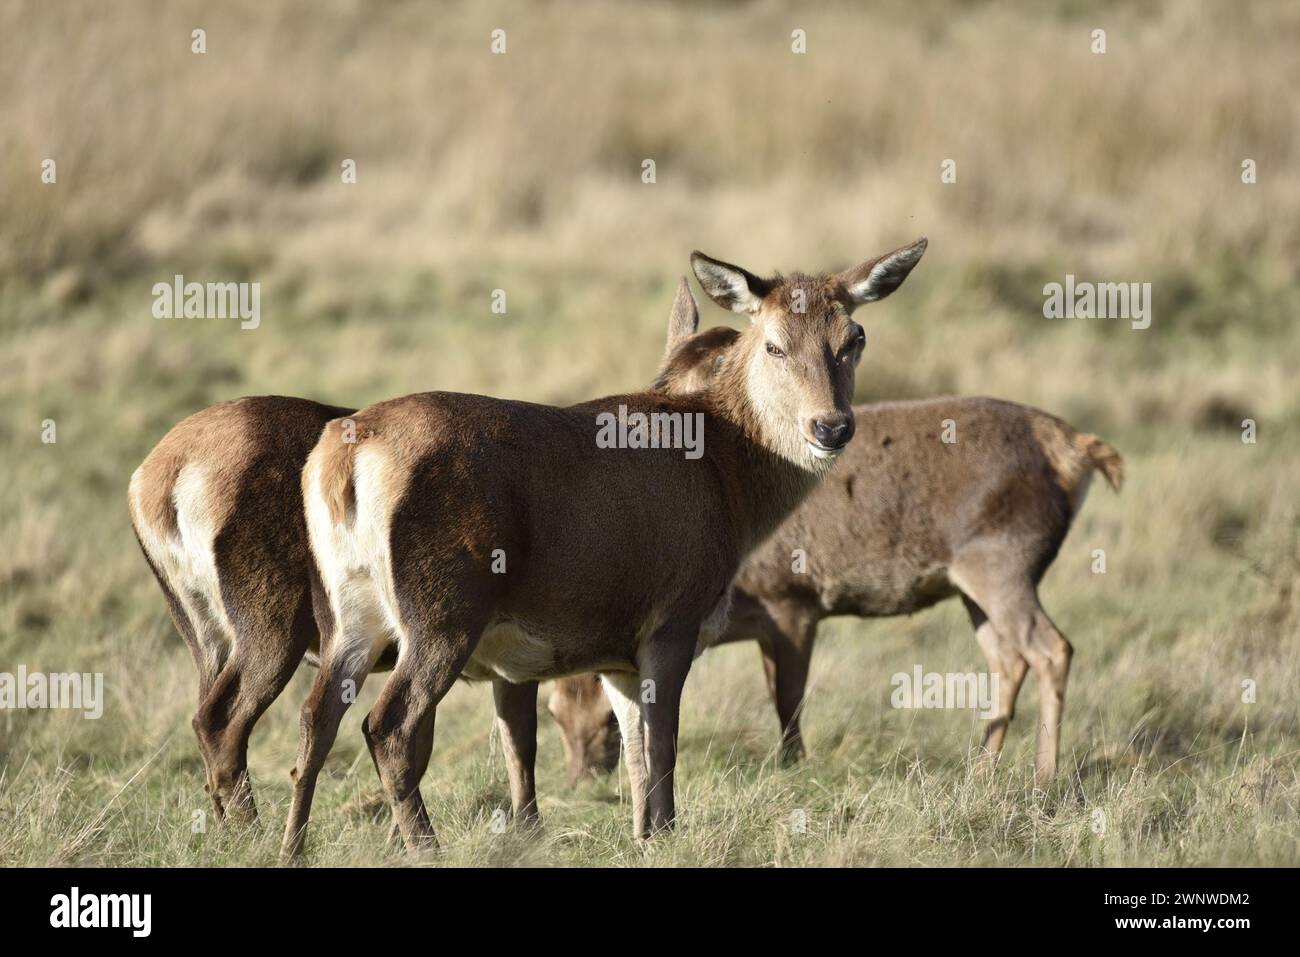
[
  {"left": 192, "top": 587, "right": 315, "bottom": 826},
  {"left": 1021, "top": 605, "right": 1072, "bottom": 786},
  {"left": 952, "top": 559, "right": 1071, "bottom": 786},
  {"left": 281, "top": 581, "right": 388, "bottom": 858},
  {"left": 138, "top": 559, "right": 226, "bottom": 813},
  {"left": 175, "top": 588, "right": 234, "bottom": 816},
  {"left": 492, "top": 678, "right": 540, "bottom": 830},
  {"left": 601, "top": 671, "right": 650, "bottom": 840},
  {"left": 361, "top": 600, "right": 484, "bottom": 852},
  {"left": 959, "top": 595, "right": 1028, "bottom": 764}
]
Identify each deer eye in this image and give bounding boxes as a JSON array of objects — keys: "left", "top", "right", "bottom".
[{"left": 766, "top": 342, "right": 786, "bottom": 359}]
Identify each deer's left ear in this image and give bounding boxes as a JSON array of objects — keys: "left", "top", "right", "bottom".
[
  {"left": 837, "top": 238, "right": 927, "bottom": 309},
  {"left": 663, "top": 277, "right": 699, "bottom": 360}
]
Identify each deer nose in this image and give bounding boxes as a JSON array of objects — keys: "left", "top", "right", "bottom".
[{"left": 811, "top": 413, "right": 854, "bottom": 450}]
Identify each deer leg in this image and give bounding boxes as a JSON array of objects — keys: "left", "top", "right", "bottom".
[
  {"left": 982, "top": 597, "right": 1070, "bottom": 786},
  {"left": 759, "top": 598, "right": 818, "bottom": 765},
  {"left": 758, "top": 642, "right": 778, "bottom": 707},
  {"left": 638, "top": 623, "right": 698, "bottom": 836},
  {"left": 362, "top": 622, "right": 477, "bottom": 852},
  {"left": 135, "top": 574, "right": 223, "bottom": 816},
  {"left": 1021, "top": 604, "right": 1072, "bottom": 786},
  {"left": 148, "top": 573, "right": 225, "bottom": 816},
  {"left": 194, "top": 589, "right": 315, "bottom": 826},
  {"left": 492, "top": 678, "right": 540, "bottom": 830},
  {"left": 960, "top": 595, "right": 1028, "bottom": 764},
  {"left": 952, "top": 558, "right": 1070, "bottom": 787},
  {"left": 154, "top": 579, "right": 232, "bottom": 816},
  {"left": 281, "top": 637, "right": 378, "bottom": 858},
  {"left": 601, "top": 671, "right": 650, "bottom": 840}
]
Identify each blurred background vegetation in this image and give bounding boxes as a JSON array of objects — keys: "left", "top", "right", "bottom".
[{"left": 0, "top": 0, "right": 1296, "bottom": 865}]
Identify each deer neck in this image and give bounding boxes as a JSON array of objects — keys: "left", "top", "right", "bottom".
[{"left": 706, "top": 350, "right": 824, "bottom": 553}]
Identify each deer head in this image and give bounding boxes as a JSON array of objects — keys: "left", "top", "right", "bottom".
[{"left": 681, "top": 238, "right": 927, "bottom": 471}]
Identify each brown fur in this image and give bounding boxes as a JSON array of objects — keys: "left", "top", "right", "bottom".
[{"left": 283, "top": 241, "right": 927, "bottom": 853}]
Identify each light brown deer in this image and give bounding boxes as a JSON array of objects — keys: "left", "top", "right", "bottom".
[
  {"left": 129, "top": 397, "right": 355, "bottom": 822},
  {"left": 551, "top": 324, "right": 1123, "bottom": 787},
  {"left": 284, "top": 239, "right": 928, "bottom": 852}
]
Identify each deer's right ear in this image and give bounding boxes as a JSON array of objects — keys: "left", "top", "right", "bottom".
[
  {"left": 664, "top": 277, "right": 700, "bottom": 359},
  {"left": 691, "top": 251, "right": 771, "bottom": 316}
]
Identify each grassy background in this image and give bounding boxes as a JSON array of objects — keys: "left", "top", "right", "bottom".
[{"left": 1, "top": 0, "right": 1297, "bottom": 866}]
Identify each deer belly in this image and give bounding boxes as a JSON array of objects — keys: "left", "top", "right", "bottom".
[
  {"left": 465, "top": 615, "right": 639, "bottom": 683},
  {"left": 466, "top": 617, "right": 561, "bottom": 683},
  {"left": 823, "top": 563, "right": 957, "bottom": 617}
]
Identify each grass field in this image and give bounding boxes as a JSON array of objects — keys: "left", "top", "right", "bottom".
[{"left": 1, "top": 0, "right": 1297, "bottom": 866}]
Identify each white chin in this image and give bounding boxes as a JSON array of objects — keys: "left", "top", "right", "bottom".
[{"left": 805, "top": 441, "right": 843, "bottom": 461}]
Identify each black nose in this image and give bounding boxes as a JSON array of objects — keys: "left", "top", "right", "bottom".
[{"left": 812, "top": 413, "right": 854, "bottom": 450}]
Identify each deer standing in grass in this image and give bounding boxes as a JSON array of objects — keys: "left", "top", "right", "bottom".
[
  {"left": 124, "top": 286, "right": 705, "bottom": 824},
  {"left": 129, "top": 397, "right": 355, "bottom": 822},
  {"left": 551, "top": 326, "right": 1123, "bottom": 787},
  {"left": 285, "top": 240, "right": 927, "bottom": 852}
]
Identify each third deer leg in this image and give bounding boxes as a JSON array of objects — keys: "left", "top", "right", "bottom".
[{"left": 281, "top": 643, "right": 376, "bottom": 858}]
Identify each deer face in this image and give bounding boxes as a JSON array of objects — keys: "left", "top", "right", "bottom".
[
  {"left": 547, "top": 679, "right": 621, "bottom": 786},
  {"left": 684, "top": 239, "right": 927, "bottom": 471}
]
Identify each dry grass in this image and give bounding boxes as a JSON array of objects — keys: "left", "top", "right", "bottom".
[{"left": 0, "top": 0, "right": 1297, "bottom": 866}]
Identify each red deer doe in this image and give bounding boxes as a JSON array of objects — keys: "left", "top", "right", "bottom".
[
  {"left": 129, "top": 398, "right": 355, "bottom": 822},
  {"left": 550, "top": 324, "right": 1123, "bottom": 787},
  {"left": 284, "top": 240, "right": 928, "bottom": 852}
]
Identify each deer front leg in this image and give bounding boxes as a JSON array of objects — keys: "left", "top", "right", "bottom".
[
  {"left": 638, "top": 624, "right": 698, "bottom": 836},
  {"left": 601, "top": 671, "right": 650, "bottom": 839},
  {"left": 492, "top": 678, "right": 540, "bottom": 830}
]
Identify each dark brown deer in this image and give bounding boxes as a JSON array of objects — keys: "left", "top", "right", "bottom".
[
  {"left": 284, "top": 240, "right": 927, "bottom": 852},
  {"left": 551, "top": 323, "right": 1123, "bottom": 787}
]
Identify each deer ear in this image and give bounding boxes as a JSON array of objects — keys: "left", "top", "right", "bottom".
[
  {"left": 691, "top": 251, "right": 772, "bottom": 316},
  {"left": 838, "top": 238, "right": 927, "bottom": 309},
  {"left": 663, "top": 277, "right": 699, "bottom": 360}
]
